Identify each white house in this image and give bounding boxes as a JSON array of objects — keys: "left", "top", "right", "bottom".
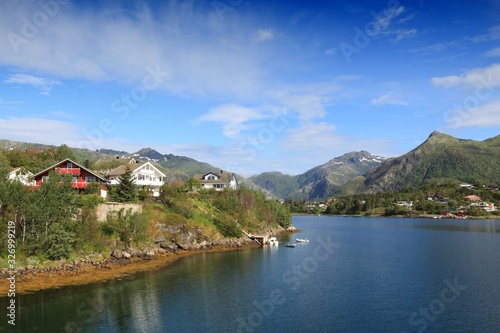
[
  {"left": 470, "top": 201, "right": 497, "bottom": 212},
  {"left": 107, "top": 161, "right": 166, "bottom": 196},
  {"left": 193, "top": 171, "right": 238, "bottom": 191},
  {"left": 8, "top": 167, "right": 35, "bottom": 186},
  {"left": 396, "top": 201, "right": 413, "bottom": 209}
]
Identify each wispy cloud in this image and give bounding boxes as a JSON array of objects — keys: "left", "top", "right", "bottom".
[
  {"left": 486, "top": 47, "right": 500, "bottom": 57},
  {"left": 374, "top": 5, "right": 405, "bottom": 30},
  {"left": 390, "top": 28, "right": 417, "bottom": 42},
  {"left": 470, "top": 25, "right": 500, "bottom": 42},
  {"left": 0, "top": 117, "right": 83, "bottom": 144},
  {"left": 198, "top": 104, "right": 270, "bottom": 137},
  {"left": 0, "top": 98, "right": 24, "bottom": 107},
  {"left": 324, "top": 47, "right": 337, "bottom": 56},
  {"left": 431, "top": 63, "right": 500, "bottom": 89},
  {"left": 411, "top": 42, "right": 457, "bottom": 55},
  {"left": 253, "top": 29, "right": 276, "bottom": 42},
  {"left": 4, "top": 74, "right": 61, "bottom": 95},
  {"left": 370, "top": 94, "right": 408, "bottom": 106},
  {"left": 0, "top": 1, "right": 269, "bottom": 99},
  {"left": 371, "top": 6, "right": 417, "bottom": 42},
  {"left": 446, "top": 100, "right": 500, "bottom": 128}
]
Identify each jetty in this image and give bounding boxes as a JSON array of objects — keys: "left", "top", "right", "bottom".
[{"left": 241, "top": 230, "right": 268, "bottom": 245}]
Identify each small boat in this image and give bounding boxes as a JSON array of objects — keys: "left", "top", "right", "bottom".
[
  {"left": 268, "top": 237, "right": 279, "bottom": 246},
  {"left": 296, "top": 238, "right": 310, "bottom": 243},
  {"left": 285, "top": 242, "right": 296, "bottom": 248}
]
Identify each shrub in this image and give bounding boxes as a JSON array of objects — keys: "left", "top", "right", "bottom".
[
  {"left": 43, "top": 223, "right": 75, "bottom": 260},
  {"left": 214, "top": 214, "right": 242, "bottom": 238}
]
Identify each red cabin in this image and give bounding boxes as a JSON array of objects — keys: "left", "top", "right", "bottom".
[{"left": 32, "top": 159, "right": 107, "bottom": 196}]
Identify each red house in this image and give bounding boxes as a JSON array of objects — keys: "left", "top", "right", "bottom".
[{"left": 33, "top": 159, "right": 108, "bottom": 197}]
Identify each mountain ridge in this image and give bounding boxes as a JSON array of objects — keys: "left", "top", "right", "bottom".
[
  {"left": 337, "top": 131, "right": 500, "bottom": 194},
  {"left": 250, "top": 151, "right": 386, "bottom": 200}
]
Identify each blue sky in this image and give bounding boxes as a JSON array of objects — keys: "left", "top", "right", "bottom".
[{"left": 1, "top": 0, "right": 500, "bottom": 176}]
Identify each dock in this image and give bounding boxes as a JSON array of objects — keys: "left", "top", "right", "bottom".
[{"left": 241, "top": 230, "right": 268, "bottom": 245}]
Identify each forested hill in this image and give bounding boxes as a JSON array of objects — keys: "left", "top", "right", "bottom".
[{"left": 338, "top": 131, "right": 500, "bottom": 194}]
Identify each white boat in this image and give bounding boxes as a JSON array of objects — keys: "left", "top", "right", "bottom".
[
  {"left": 285, "top": 242, "right": 296, "bottom": 248},
  {"left": 268, "top": 237, "right": 279, "bottom": 246},
  {"left": 296, "top": 238, "right": 309, "bottom": 243}
]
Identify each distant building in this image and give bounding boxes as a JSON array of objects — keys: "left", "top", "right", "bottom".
[
  {"left": 193, "top": 171, "right": 237, "bottom": 191},
  {"left": 396, "top": 201, "right": 413, "bottom": 209},
  {"left": 470, "top": 201, "right": 496, "bottom": 212},
  {"left": 465, "top": 195, "right": 482, "bottom": 202}
]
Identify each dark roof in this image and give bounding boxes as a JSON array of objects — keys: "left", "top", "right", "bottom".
[{"left": 193, "top": 171, "right": 235, "bottom": 184}]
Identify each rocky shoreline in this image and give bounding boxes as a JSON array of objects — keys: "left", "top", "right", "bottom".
[{"left": 0, "top": 225, "right": 296, "bottom": 295}]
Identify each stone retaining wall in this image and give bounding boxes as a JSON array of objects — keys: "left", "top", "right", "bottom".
[{"left": 96, "top": 203, "right": 143, "bottom": 221}]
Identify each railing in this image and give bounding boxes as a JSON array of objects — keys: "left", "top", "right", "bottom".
[{"left": 58, "top": 168, "right": 81, "bottom": 175}]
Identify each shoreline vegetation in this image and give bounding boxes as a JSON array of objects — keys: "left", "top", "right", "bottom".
[
  {"left": 0, "top": 242, "right": 259, "bottom": 296},
  {"left": 0, "top": 226, "right": 298, "bottom": 296}
]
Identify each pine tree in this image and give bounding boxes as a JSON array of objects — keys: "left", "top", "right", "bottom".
[{"left": 114, "top": 166, "right": 137, "bottom": 202}]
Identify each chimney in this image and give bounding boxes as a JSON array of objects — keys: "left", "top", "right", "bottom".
[
  {"left": 220, "top": 170, "right": 223, "bottom": 174},
  {"left": 84, "top": 160, "right": 89, "bottom": 168}
]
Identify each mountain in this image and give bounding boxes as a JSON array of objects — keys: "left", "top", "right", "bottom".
[
  {"left": 338, "top": 131, "right": 500, "bottom": 194},
  {"left": 250, "top": 151, "right": 385, "bottom": 200}
]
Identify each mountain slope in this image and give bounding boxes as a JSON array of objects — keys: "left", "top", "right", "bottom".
[
  {"left": 341, "top": 131, "right": 500, "bottom": 193},
  {"left": 250, "top": 151, "right": 385, "bottom": 200}
]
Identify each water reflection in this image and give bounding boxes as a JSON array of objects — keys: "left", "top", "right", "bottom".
[{"left": 407, "top": 218, "right": 500, "bottom": 234}]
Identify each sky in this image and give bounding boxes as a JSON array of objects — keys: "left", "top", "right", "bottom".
[{"left": 1, "top": 0, "right": 500, "bottom": 177}]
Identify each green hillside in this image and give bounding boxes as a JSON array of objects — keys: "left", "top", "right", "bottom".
[{"left": 340, "top": 131, "right": 500, "bottom": 194}]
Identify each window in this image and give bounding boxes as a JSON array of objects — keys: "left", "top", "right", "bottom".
[
  {"left": 67, "top": 162, "right": 73, "bottom": 168},
  {"left": 72, "top": 177, "right": 78, "bottom": 182},
  {"left": 85, "top": 176, "right": 96, "bottom": 182},
  {"left": 42, "top": 176, "right": 49, "bottom": 182}
]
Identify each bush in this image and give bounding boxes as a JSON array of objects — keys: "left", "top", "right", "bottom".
[
  {"left": 43, "top": 223, "right": 76, "bottom": 260},
  {"left": 214, "top": 213, "right": 242, "bottom": 238}
]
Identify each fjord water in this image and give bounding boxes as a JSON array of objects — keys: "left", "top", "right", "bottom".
[{"left": 6, "top": 216, "right": 500, "bottom": 333}]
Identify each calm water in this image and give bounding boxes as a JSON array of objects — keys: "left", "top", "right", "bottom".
[{"left": 2, "top": 216, "right": 500, "bottom": 333}]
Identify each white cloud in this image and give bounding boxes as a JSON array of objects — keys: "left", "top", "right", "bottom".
[
  {"left": 391, "top": 28, "right": 417, "bottom": 42},
  {"left": 253, "top": 29, "right": 275, "bottom": 42},
  {"left": 431, "top": 63, "right": 500, "bottom": 89},
  {"left": 374, "top": 5, "right": 405, "bottom": 30},
  {"left": 198, "top": 104, "right": 270, "bottom": 137},
  {"left": 0, "top": 117, "right": 83, "bottom": 145},
  {"left": 370, "top": 6, "right": 418, "bottom": 42},
  {"left": 0, "top": 1, "right": 269, "bottom": 99},
  {"left": 486, "top": 47, "right": 500, "bottom": 57},
  {"left": 370, "top": 94, "right": 408, "bottom": 106},
  {"left": 4, "top": 74, "right": 61, "bottom": 95},
  {"left": 444, "top": 100, "right": 500, "bottom": 128},
  {"left": 281, "top": 122, "right": 339, "bottom": 151}
]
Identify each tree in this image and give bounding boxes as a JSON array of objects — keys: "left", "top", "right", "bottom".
[
  {"left": 55, "top": 144, "right": 77, "bottom": 161},
  {"left": 113, "top": 166, "right": 137, "bottom": 202},
  {"left": 186, "top": 178, "right": 202, "bottom": 191}
]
